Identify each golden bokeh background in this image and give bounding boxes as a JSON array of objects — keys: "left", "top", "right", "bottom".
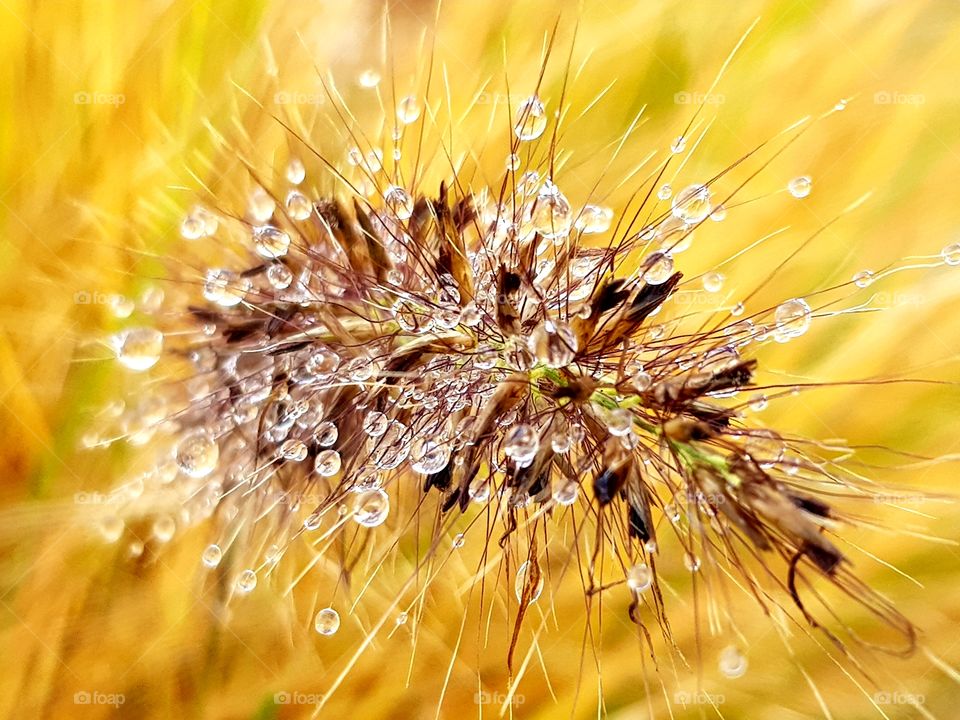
[{"left": 1, "top": 0, "right": 959, "bottom": 718}]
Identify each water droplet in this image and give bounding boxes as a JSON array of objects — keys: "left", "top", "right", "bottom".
[
  {"left": 353, "top": 489, "right": 390, "bottom": 527},
  {"left": 657, "top": 183, "right": 672, "bottom": 201},
  {"left": 672, "top": 184, "right": 712, "bottom": 224},
  {"left": 530, "top": 181, "right": 573, "bottom": 238},
  {"left": 314, "top": 449, "right": 342, "bottom": 477},
  {"left": 514, "top": 560, "right": 544, "bottom": 603},
  {"left": 98, "top": 515, "right": 123, "bottom": 543},
  {"left": 152, "top": 515, "right": 176, "bottom": 542},
  {"left": 504, "top": 424, "right": 539, "bottom": 465},
  {"left": 363, "top": 411, "right": 389, "bottom": 437},
  {"left": 606, "top": 408, "right": 632, "bottom": 437},
  {"left": 941, "top": 242, "right": 960, "bottom": 266},
  {"left": 315, "top": 421, "right": 338, "bottom": 447},
  {"left": 236, "top": 569, "right": 257, "bottom": 593},
  {"left": 731, "top": 302, "right": 745, "bottom": 317},
  {"left": 175, "top": 429, "right": 219, "bottom": 478},
  {"left": 683, "top": 553, "right": 701, "bottom": 572},
  {"left": 505, "top": 153, "right": 520, "bottom": 171},
  {"left": 719, "top": 645, "right": 748, "bottom": 678},
  {"left": 314, "top": 607, "right": 341, "bottom": 635},
  {"left": 396, "top": 611, "right": 408, "bottom": 625},
  {"left": 552, "top": 481, "right": 579, "bottom": 506},
  {"left": 280, "top": 439, "right": 308, "bottom": 461},
  {"left": 248, "top": 186, "right": 275, "bottom": 222},
  {"left": 670, "top": 135, "right": 687, "bottom": 154},
  {"left": 359, "top": 69, "right": 381, "bottom": 88},
  {"left": 575, "top": 204, "right": 613, "bottom": 234},
  {"left": 267, "top": 263, "right": 293, "bottom": 289},
  {"left": 710, "top": 204, "right": 727, "bottom": 222},
  {"left": 852, "top": 269, "right": 875, "bottom": 288},
  {"left": 286, "top": 158, "right": 305, "bottom": 184},
  {"left": 626, "top": 563, "right": 653, "bottom": 593},
  {"left": 528, "top": 320, "right": 577, "bottom": 368},
  {"left": 788, "top": 175, "right": 812, "bottom": 199},
  {"left": 384, "top": 186, "right": 413, "bottom": 220},
  {"left": 202, "top": 543, "right": 222, "bottom": 568},
  {"left": 303, "top": 511, "right": 322, "bottom": 531},
  {"left": 397, "top": 96, "right": 421, "bottom": 124},
  {"left": 702, "top": 271, "right": 725, "bottom": 293},
  {"left": 643, "top": 252, "right": 674, "bottom": 285},
  {"left": 774, "top": 298, "right": 812, "bottom": 341},
  {"left": 513, "top": 95, "right": 547, "bottom": 141},
  {"left": 114, "top": 327, "right": 163, "bottom": 371},
  {"left": 452, "top": 533, "right": 465, "bottom": 548},
  {"left": 285, "top": 190, "right": 312, "bottom": 220},
  {"left": 252, "top": 225, "right": 291, "bottom": 259}
]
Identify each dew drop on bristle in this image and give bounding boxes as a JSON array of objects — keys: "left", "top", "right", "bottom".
[
  {"left": 626, "top": 563, "right": 653, "bottom": 593},
  {"left": 530, "top": 181, "right": 573, "bottom": 238},
  {"left": 236, "top": 569, "right": 257, "bottom": 594},
  {"left": 670, "top": 135, "right": 687, "bottom": 153},
  {"left": 285, "top": 157, "right": 305, "bottom": 184},
  {"left": 315, "top": 421, "right": 338, "bottom": 447},
  {"left": 202, "top": 544, "right": 222, "bottom": 568},
  {"left": 396, "top": 96, "right": 421, "bottom": 124},
  {"left": 852, "top": 269, "right": 875, "bottom": 288},
  {"left": 702, "top": 271, "right": 725, "bottom": 293},
  {"left": 314, "top": 607, "right": 340, "bottom": 635},
  {"left": 248, "top": 186, "right": 275, "bottom": 222},
  {"left": 719, "top": 646, "right": 748, "bottom": 678},
  {"left": 113, "top": 327, "right": 163, "bottom": 371},
  {"left": 98, "top": 515, "right": 123, "bottom": 543},
  {"left": 252, "top": 225, "right": 290, "bottom": 258},
  {"left": 153, "top": 515, "right": 175, "bottom": 542},
  {"left": 514, "top": 561, "right": 544, "bottom": 603},
  {"left": 452, "top": 533, "right": 465, "bottom": 549},
  {"left": 384, "top": 186, "right": 413, "bottom": 220},
  {"left": 683, "top": 553, "right": 701, "bottom": 572},
  {"left": 774, "top": 298, "right": 812, "bottom": 340},
  {"left": 314, "top": 449, "right": 341, "bottom": 477},
  {"left": 363, "top": 411, "right": 388, "bottom": 437},
  {"left": 358, "top": 69, "right": 380, "bottom": 88},
  {"left": 285, "top": 190, "right": 312, "bottom": 220},
  {"left": 267, "top": 263, "right": 293, "bottom": 289},
  {"left": 657, "top": 183, "right": 672, "bottom": 200},
  {"left": 710, "top": 204, "right": 727, "bottom": 221},
  {"left": 504, "top": 424, "right": 539, "bottom": 465},
  {"left": 788, "top": 175, "right": 812, "bottom": 198},
  {"left": 942, "top": 242, "right": 960, "bottom": 266},
  {"left": 514, "top": 95, "right": 547, "bottom": 141},
  {"left": 552, "top": 481, "right": 579, "bottom": 505},
  {"left": 175, "top": 429, "right": 219, "bottom": 479},
  {"left": 575, "top": 204, "right": 613, "bottom": 234},
  {"left": 671, "top": 184, "right": 712, "bottom": 224},
  {"left": 643, "top": 252, "right": 674, "bottom": 285},
  {"left": 353, "top": 489, "right": 389, "bottom": 527}
]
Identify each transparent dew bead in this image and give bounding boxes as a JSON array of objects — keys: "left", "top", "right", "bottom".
[
  {"left": 683, "top": 553, "right": 702, "bottom": 572},
  {"left": 202, "top": 543, "right": 222, "bottom": 568},
  {"left": 363, "top": 411, "right": 389, "bottom": 437},
  {"left": 774, "top": 298, "right": 812, "bottom": 340},
  {"left": 528, "top": 320, "right": 578, "bottom": 368},
  {"left": 175, "top": 429, "right": 219, "bottom": 479},
  {"left": 358, "top": 69, "right": 381, "bottom": 88},
  {"left": 702, "top": 271, "right": 725, "bottom": 293},
  {"left": 236, "top": 569, "right": 257, "bottom": 594},
  {"left": 719, "top": 646, "right": 748, "bottom": 679},
  {"left": 575, "top": 204, "right": 614, "bottom": 234},
  {"left": 505, "top": 153, "right": 520, "bottom": 171},
  {"left": 657, "top": 183, "right": 672, "bottom": 200},
  {"left": 252, "top": 225, "right": 291, "bottom": 259},
  {"left": 607, "top": 408, "right": 632, "bottom": 436},
  {"left": 552, "top": 481, "right": 579, "bottom": 506},
  {"left": 303, "top": 512, "right": 322, "bottom": 531},
  {"left": 285, "top": 190, "right": 313, "bottom": 220},
  {"left": 513, "top": 95, "right": 547, "bottom": 141},
  {"left": 315, "top": 421, "right": 338, "bottom": 447},
  {"left": 451, "top": 533, "right": 465, "bottom": 549},
  {"left": 852, "top": 269, "right": 875, "bottom": 288},
  {"left": 530, "top": 180, "right": 573, "bottom": 238},
  {"left": 730, "top": 302, "right": 745, "bottom": 317},
  {"left": 286, "top": 157, "right": 306, "bottom": 184},
  {"left": 410, "top": 439, "right": 451, "bottom": 475},
  {"left": 626, "top": 563, "right": 653, "bottom": 593},
  {"left": 314, "top": 449, "right": 342, "bottom": 477},
  {"left": 280, "top": 439, "right": 308, "bottom": 461},
  {"left": 98, "top": 515, "right": 124, "bottom": 543},
  {"left": 941, "top": 242, "right": 960, "bottom": 266},
  {"left": 314, "top": 607, "right": 341, "bottom": 635},
  {"left": 353, "top": 489, "right": 390, "bottom": 527},
  {"left": 248, "top": 186, "right": 275, "bottom": 222},
  {"left": 788, "top": 175, "right": 812, "bottom": 198},
  {"left": 632, "top": 370, "right": 653, "bottom": 392},
  {"left": 180, "top": 212, "right": 205, "bottom": 240},
  {"left": 152, "top": 515, "right": 176, "bottom": 543},
  {"left": 671, "top": 183, "right": 712, "bottom": 224},
  {"left": 642, "top": 252, "right": 675, "bottom": 285},
  {"left": 670, "top": 135, "right": 687, "bottom": 153},
  {"left": 504, "top": 424, "right": 540, "bottom": 465},
  {"left": 514, "top": 561, "right": 545, "bottom": 603},
  {"left": 114, "top": 327, "right": 163, "bottom": 371},
  {"left": 267, "top": 263, "right": 293, "bottom": 290},
  {"left": 749, "top": 393, "right": 768, "bottom": 412},
  {"left": 397, "top": 96, "right": 421, "bottom": 124},
  {"left": 384, "top": 185, "right": 414, "bottom": 220},
  {"left": 461, "top": 302, "right": 481, "bottom": 327}
]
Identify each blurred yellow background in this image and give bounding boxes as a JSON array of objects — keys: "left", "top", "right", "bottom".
[{"left": 2, "top": 0, "right": 959, "bottom": 718}]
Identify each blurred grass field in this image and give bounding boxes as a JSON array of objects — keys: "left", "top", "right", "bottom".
[{"left": 2, "top": 0, "right": 960, "bottom": 717}]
